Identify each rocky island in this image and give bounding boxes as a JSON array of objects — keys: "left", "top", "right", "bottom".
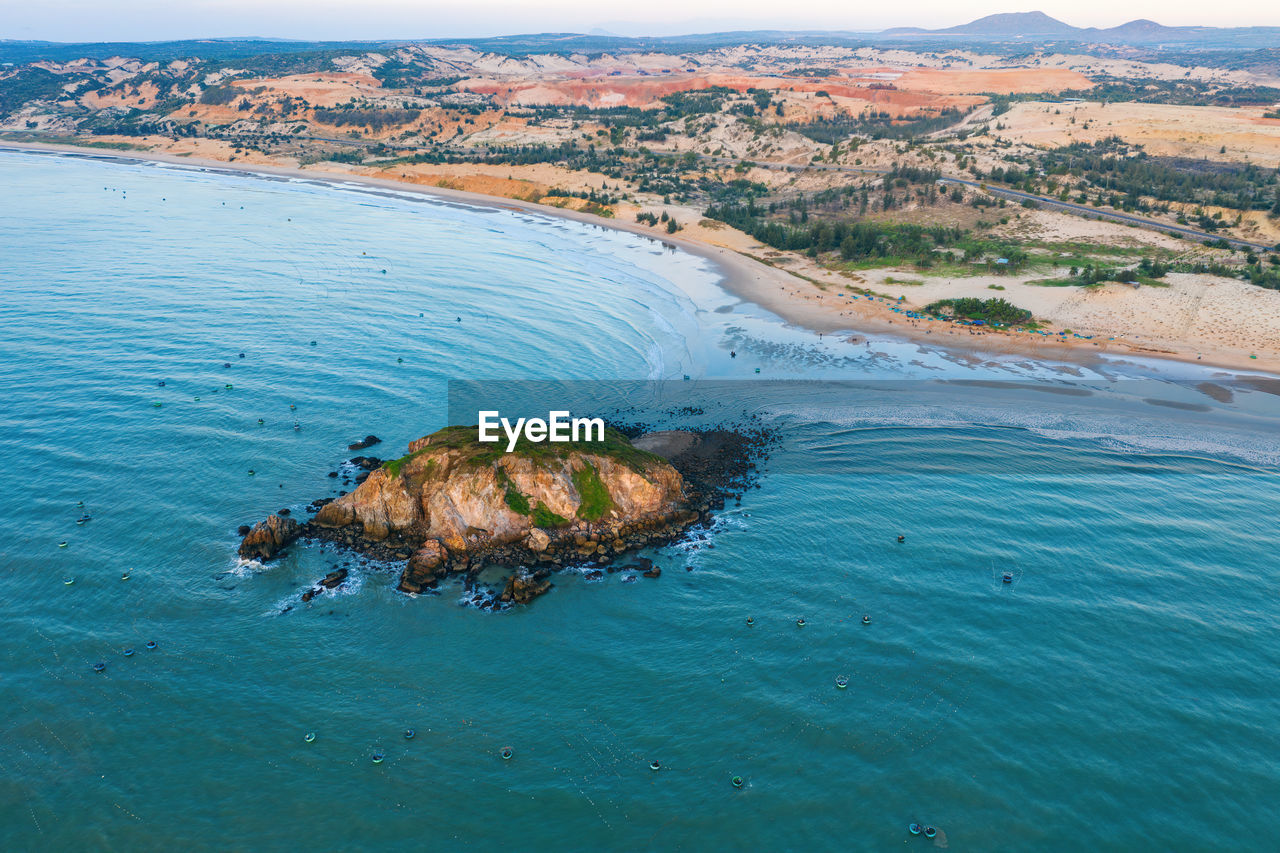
[{"left": 237, "top": 424, "right": 761, "bottom": 606}]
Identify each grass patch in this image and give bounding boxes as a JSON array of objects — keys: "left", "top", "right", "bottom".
[
  {"left": 531, "top": 502, "right": 570, "bottom": 529},
  {"left": 1027, "top": 277, "right": 1082, "bottom": 287},
  {"left": 571, "top": 464, "right": 613, "bottom": 521},
  {"left": 884, "top": 276, "right": 924, "bottom": 286}
]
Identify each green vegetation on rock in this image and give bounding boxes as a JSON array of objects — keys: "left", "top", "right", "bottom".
[
  {"left": 499, "top": 471, "right": 532, "bottom": 515},
  {"left": 572, "top": 464, "right": 613, "bottom": 521},
  {"left": 381, "top": 424, "right": 665, "bottom": 480},
  {"left": 531, "top": 502, "right": 570, "bottom": 529}
]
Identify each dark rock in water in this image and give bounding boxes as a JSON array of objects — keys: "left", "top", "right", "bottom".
[
  {"left": 328, "top": 471, "right": 339, "bottom": 478},
  {"left": 320, "top": 568, "right": 349, "bottom": 589},
  {"left": 355, "top": 472, "right": 370, "bottom": 485},
  {"left": 632, "top": 556, "right": 654, "bottom": 570},
  {"left": 348, "top": 456, "right": 383, "bottom": 471},
  {"left": 348, "top": 435, "right": 382, "bottom": 451},
  {"left": 584, "top": 570, "right": 604, "bottom": 581},
  {"left": 277, "top": 508, "right": 291, "bottom": 516},
  {"left": 643, "top": 567, "right": 662, "bottom": 578},
  {"left": 237, "top": 514, "right": 300, "bottom": 561},
  {"left": 237, "top": 524, "right": 252, "bottom": 537},
  {"left": 501, "top": 568, "right": 552, "bottom": 604},
  {"left": 301, "top": 588, "right": 317, "bottom": 602}
]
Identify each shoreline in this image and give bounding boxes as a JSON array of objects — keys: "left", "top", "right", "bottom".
[{"left": 4, "top": 139, "right": 1276, "bottom": 377}]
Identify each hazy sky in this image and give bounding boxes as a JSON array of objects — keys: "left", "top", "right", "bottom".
[{"left": 3, "top": 0, "right": 1276, "bottom": 43}]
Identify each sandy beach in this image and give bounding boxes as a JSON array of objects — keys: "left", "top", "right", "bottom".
[{"left": 5, "top": 139, "right": 1278, "bottom": 376}]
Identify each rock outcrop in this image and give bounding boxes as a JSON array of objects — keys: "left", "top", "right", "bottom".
[
  {"left": 235, "top": 422, "right": 771, "bottom": 607},
  {"left": 237, "top": 514, "right": 300, "bottom": 561},
  {"left": 306, "top": 425, "right": 694, "bottom": 597}
]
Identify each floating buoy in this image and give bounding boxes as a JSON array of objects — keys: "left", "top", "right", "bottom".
[
  {"left": 93, "top": 662, "right": 106, "bottom": 673},
  {"left": 862, "top": 615, "right": 871, "bottom": 625},
  {"left": 404, "top": 729, "right": 415, "bottom": 740},
  {"left": 123, "top": 648, "right": 135, "bottom": 657},
  {"left": 731, "top": 776, "right": 744, "bottom": 788},
  {"left": 796, "top": 617, "right": 806, "bottom": 627},
  {"left": 372, "top": 752, "right": 385, "bottom": 764},
  {"left": 500, "top": 746, "right": 513, "bottom": 760},
  {"left": 909, "top": 823, "right": 921, "bottom": 835},
  {"left": 289, "top": 404, "right": 296, "bottom": 410},
  {"left": 924, "top": 826, "right": 936, "bottom": 838},
  {"left": 145, "top": 641, "right": 157, "bottom": 650},
  {"left": 304, "top": 732, "right": 316, "bottom": 743},
  {"left": 63, "top": 577, "right": 75, "bottom": 585},
  {"left": 1002, "top": 572, "right": 1013, "bottom": 583},
  {"left": 649, "top": 760, "right": 661, "bottom": 771},
  {"left": 836, "top": 675, "right": 849, "bottom": 689},
  {"left": 745, "top": 616, "right": 755, "bottom": 625}
]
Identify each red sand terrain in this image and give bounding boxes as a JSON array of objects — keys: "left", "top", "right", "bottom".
[
  {"left": 460, "top": 72, "right": 998, "bottom": 113},
  {"left": 460, "top": 67, "right": 1087, "bottom": 112}
]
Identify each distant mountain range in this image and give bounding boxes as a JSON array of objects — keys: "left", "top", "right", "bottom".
[
  {"left": 2, "top": 12, "right": 1279, "bottom": 65},
  {"left": 883, "top": 11, "right": 1280, "bottom": 47}
]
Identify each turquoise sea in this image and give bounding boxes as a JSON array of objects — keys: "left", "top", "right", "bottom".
[{"left": 2, "top": 149, "right": 1279, "bottom": 850}]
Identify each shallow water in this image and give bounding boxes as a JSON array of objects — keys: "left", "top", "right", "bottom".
[{"left": 2, "top": 150, "right": 1279, "bottom": 851}]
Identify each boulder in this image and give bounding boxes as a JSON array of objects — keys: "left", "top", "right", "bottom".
[
  {"left": 526, "top": 528, "right": 551, "bottom": 552},
  {"left": 500, "top": 568, "right": 552, "bottom": 604},
  {"left": 398, "top": 539, "right": 448, "bottom": 593},
  {"left": 237, "top": 514, "right": 300, "bottom": 561},
  {"left": 348, "top": 435, "right": 382, "bottom": 450},
  {"left": 320, "top": 568, "right": 349, "bottom": 589}
]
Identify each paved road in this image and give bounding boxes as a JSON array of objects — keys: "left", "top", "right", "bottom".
[{"left": 940, "top": 177, "right": 1274, "bottom": 253}]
